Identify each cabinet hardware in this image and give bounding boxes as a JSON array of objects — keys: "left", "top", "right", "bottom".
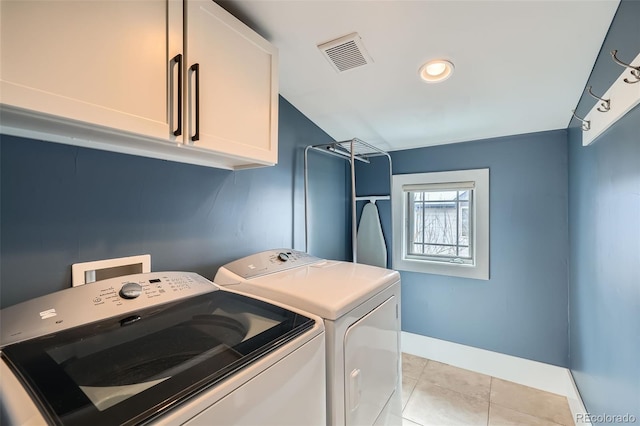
[
  {"left": 172, "top": 54, "right": 183, "bottom": 136},
  {"left": 190, "top": 63, "right": 200, "bottom": 142}
]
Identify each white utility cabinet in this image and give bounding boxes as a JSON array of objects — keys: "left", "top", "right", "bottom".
[
  {"left": 0, "top": 0, "right": 181, "bottom": 142},
  {"left": 184, "top": 0, "right": 278, "bottom": 166},
  {"left": 0, "top": 0, "right": 278, "bottom": 170}
]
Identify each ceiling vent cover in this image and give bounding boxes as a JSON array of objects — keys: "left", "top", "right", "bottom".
[{"left": 318, "top": 32, "right": 373, "bottom": 73}]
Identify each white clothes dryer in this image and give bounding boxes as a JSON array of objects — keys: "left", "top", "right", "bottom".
[{"left": 215, "top": 249, "right": 402, "bottom": 426}]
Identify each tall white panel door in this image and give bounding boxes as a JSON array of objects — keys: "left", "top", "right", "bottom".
[
  {"left": 184, "top": 0, "right": 278, "bottom": 165},
  {"left": 344, "top": 296, "right": 400, "bottom": 425},
  {"left": 0, "top": 0, "right": 181, "bottom": 141}
]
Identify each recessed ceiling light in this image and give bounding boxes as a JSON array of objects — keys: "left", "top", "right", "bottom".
[{"left": 419, "top": 59, "right": 454, "bottom": 83}]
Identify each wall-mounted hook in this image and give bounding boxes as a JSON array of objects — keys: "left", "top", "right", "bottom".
[
  {"left": 610, "top": 50, "right": 640, "bottom": 84},
  {"left": 572, "top": 110, "right": 590, "bottom": 131},
  {"left": 586, "top": 86, "right": 611, "bottom": 112}
]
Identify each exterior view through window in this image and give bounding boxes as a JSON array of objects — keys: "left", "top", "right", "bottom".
[{"left": 408, "top": 189, "right": 472, "bottom": 264}]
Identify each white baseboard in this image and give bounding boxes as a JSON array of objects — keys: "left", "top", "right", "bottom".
[{"left": 401, "top": 332, "right": 590, "bottom": 425}]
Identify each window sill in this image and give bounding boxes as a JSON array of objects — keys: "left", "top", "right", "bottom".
[{"left": 393, "top": 257, "right": 489, "bottom": 280}]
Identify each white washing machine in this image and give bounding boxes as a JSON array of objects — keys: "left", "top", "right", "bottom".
[
  {"left": 215, "top": 249, "right": 402, "bottom": 426},
  {"left": 0, "top": 272, "right": 326, "bottom": 425}
]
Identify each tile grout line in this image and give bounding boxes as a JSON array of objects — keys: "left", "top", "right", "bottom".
[
  {"left": 402, "top": 379, "right": 416, "bottom": 418},
  {"left": 404, "top": 355, "right": 486, "bottom": 426},
  {"left": 487, "top": 376, "right": 494, "bottom": 426},
  {"left": 401, "top": 356, "right": 428, "bottom": 425}
]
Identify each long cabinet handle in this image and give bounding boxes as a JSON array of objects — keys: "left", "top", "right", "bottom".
[
  {"left": 172, "top": 54, "right": 182, "bottom": 137},
  {"left": 190, "top": 63, "right": 200, "bottom": 142}
]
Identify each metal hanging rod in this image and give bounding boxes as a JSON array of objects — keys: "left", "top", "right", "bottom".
[
  {"left": 308, "top": 138, "right": 390, "bottom": 164},
  {"left": 355, "top": 195, "right": 391, "bottom": 204},
  {"left": 309, "top": 144, "right": 370, "bottom": 163}
]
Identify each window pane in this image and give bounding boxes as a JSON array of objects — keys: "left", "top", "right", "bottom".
[
  {"left": 423, "top": 191, "right": 457, "bottom": 202},
  {"left": 459, "top": 201, "right": 469, "bottom": 241},
  {"left": 413, "top": 226, "right": 423, "bottom": 243},
  {"left": 424, "top": 244, "right": 456, "bottom": 257},
  {"left": 407, "top": 189, "right": 474, "bottom": 261},
  {"left": 422, "top": 201, "right": 457, "bottom": 245},
  {"left": 412, "top": 202, "right": 423, "bottom": 243}
]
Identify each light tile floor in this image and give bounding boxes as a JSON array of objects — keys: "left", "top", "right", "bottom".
[{"left": 402, "top": 353, "right": 575, "bottom": 426}]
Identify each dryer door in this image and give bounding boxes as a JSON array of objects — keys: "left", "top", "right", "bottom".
[{"left": 344, "top": 295, "right": 399, "bottom": 425}]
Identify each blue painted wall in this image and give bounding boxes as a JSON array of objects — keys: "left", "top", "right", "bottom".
[
  {"left": 0, "top": 97, "right": 348, "bottom": 308},
  {"left": 359, "top": 131, "right": 570, "bottom": 367},
  {"left": 306, "top": 149, "right": 351, "bottom": 260},
  {"left": 568, "top": 0, "right": 640, "bottom": 420}
]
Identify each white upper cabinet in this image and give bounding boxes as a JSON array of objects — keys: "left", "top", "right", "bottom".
[
  {"left": 0, "top": 0, "right": 181, "bottom": 142},
  {"left": 0, "top": 0, "right": 278, "bottom": 169},
  {"left": 184, "top": 0, "right": 278, "bottom": 166}
]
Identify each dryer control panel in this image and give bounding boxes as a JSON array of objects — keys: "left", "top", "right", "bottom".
[{"left": 218, "top": 249, "right": 322, "bottom": 280}]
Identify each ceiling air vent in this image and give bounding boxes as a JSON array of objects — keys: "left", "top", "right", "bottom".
[{"left": 318, "top": 32, "right": 373, "bottom": 73}]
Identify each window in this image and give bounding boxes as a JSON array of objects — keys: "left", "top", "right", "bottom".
[
  {"left": 392, "top": 168, "right": 489, "bottom": 280},
  {"left": 408, "top": 186, "right": 473, "bottom": 262}
]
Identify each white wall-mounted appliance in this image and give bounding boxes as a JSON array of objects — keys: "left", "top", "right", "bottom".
[
  {"left": 215, "top": 249, "right": 402, "bottom": 426},
  {"left": 0, "top": 272, "right": 325, "bottom": 425}
]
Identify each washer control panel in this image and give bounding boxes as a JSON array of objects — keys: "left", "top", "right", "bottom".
[
  {"left": 0, "top": 272, "right": 217, "bottom": 347},
  {"left": 89, "top": 273, "right": 202, "bottom": 308},
  {"left": 220, "top": 249, "right": 322, "bottom": 279}
]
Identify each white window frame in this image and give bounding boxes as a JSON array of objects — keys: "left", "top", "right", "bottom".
[{"left": 392, "top": 168, "right": 489, "bottom": 280}]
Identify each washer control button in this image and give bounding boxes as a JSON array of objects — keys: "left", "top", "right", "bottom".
[
  {"left": 278, "top": 252, "right": 289, "bottom": 262},
  {"left": 120, "top": 282, "right": 143, "bottom": 299}
]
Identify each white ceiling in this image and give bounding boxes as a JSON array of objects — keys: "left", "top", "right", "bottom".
[{"left": 223, "top": 0, "right": 619, "bottom": 152}]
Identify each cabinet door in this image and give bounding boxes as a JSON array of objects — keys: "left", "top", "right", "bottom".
[
  {"left": 0, "top": 0, "right": 181, "bottom": 141},
  {"left": 185, "top": 0, "right": 278, "bottom": 165}
]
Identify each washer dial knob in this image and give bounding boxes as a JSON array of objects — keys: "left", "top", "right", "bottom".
[
  {"left": 120, "top": 282, "right": 143, "bottom": 299},
  {"left": 278, "top": 252, "right": 289, "bottom": 262}
]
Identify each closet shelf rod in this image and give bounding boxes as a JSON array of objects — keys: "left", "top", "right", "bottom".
[{"left": 309, "top": 145, "right": 370, "bottom": 163}]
